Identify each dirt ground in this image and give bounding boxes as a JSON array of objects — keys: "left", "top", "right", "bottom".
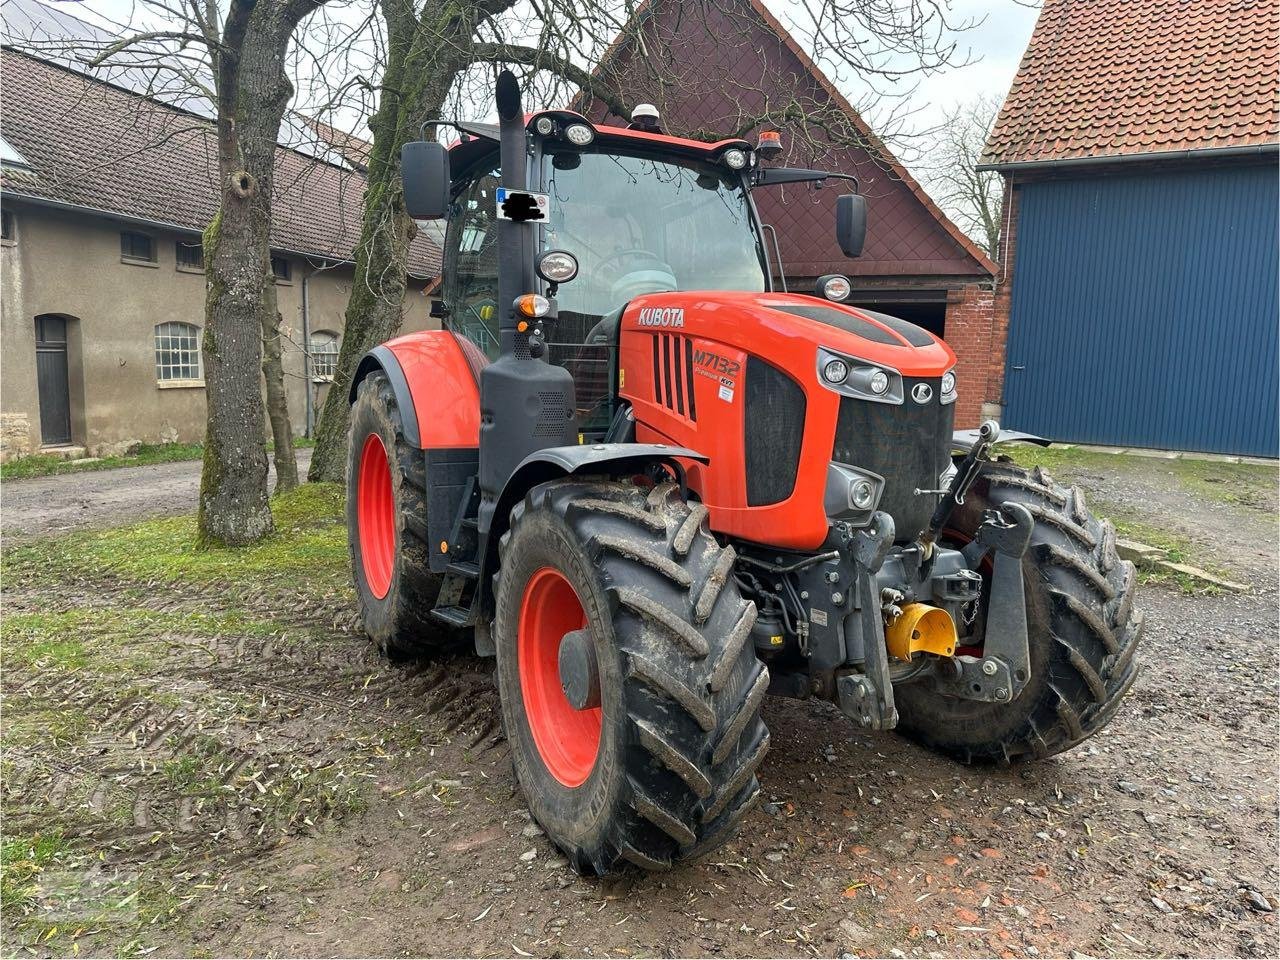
[
  {"left": 0, "top": 450, "right": 312, "bottom": 539},
  {"left": 2, "top": 450, "right": 1277, "bottom": 958}
]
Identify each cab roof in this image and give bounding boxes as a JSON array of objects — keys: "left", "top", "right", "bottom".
[{"left": 446, "top": 109, "right": 752, "bottom": 181}]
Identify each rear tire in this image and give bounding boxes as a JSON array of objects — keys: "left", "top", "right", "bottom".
[
  {"left": 494, "top": 479, "right": 769, "bottom": 874},
  {"left": 346, "top": 371, "right": 455, "bottom": 658},
  {"left": 895, "top": 460, "right": 1144, "bottom": 763}
]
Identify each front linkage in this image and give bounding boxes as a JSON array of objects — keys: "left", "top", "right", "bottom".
[{"left": 737, "top": 421, "right": 1035, "bottom": 731}]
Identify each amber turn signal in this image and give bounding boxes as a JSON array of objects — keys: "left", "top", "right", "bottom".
[{"left": 515, "top": 293, "right": 551, "bottom": 318}]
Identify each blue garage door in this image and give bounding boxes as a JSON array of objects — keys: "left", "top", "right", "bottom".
[{"left": 1003, "top": 163, "right": 1278, "bottom": 457}]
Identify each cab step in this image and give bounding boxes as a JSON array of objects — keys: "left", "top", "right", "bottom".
[{"left": 430, "top": 605, "right": 473, "bottom": 627}]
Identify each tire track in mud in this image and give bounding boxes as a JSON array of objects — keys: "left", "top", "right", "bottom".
[{"left": 2, "top": 576, "right": 505, "bottom": 875}]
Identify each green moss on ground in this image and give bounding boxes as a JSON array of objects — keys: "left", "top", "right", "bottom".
[
  {"left": 1, "top": 439, "right": 314, "bottom": 481},
  {"left": 1005, "top": 444, "right": 1277, "bottom": 512},
  {"left": 5, "top": 483, "right": 347, "bottom": 592},
  {"left": 2, "top": 607, "right": 280, "bottom": 673}
]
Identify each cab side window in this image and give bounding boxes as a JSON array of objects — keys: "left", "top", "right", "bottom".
[{"left": 444, "top": 164, "right": 502, "bottom": 358}]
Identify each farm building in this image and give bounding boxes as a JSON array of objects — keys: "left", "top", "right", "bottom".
[
  {"left": 0, "top": 0, "right": 439, "bottom": 461},
  {"left": 981, "top": 0, "right": 1278, "bottom": 457}
]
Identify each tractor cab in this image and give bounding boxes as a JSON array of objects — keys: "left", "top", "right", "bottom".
[{"left": 415, "top": 108, "right": 863, "bottom": 436}]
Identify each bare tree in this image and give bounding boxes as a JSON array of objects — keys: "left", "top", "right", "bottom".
[
  {"left": 307, "top": 0, "right": 976, "bottom": 481},
  {"left": 11, "top": 0, "right": 355, "bottom": 542},
  {"left": 920, "top": 93, "right": 1003, "bottom": 259}
]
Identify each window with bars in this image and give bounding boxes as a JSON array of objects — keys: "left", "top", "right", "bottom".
[
  {"left": 154, "top": 321, "right": 202, "bottom": 382},
  {"left": 176, "top": 240, "right": 204, "bottom": 270},
  {"left": 121, "top": 230, "right": 156, "bottom": 262},
  {"left": 271, "top": 255, "right": 291, "bottom": 281},
  {"left": 310, "top": 330, "right": 339, "bottom": 380}
]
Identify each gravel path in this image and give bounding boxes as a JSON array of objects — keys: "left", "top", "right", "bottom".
[{"left": 0, "top": 449, "right": 313, "bottom": 538}]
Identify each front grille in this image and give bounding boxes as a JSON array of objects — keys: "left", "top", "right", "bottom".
[
  {"left": 745, "top": 357, "right": 806, "bottom": 505},
  {"left": 832, "top": 378, "right": 954, "bottom": 541},
  {"left": 651, "top": 333, "right": 697, "bottom": 422}
]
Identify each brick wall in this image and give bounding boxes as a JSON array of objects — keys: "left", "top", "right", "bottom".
[
  {"left": 943, "top": 284, "right": 997, "bottom": 427},
  {"left": 941, "top": 180, "right": 1021, "bottom": 429}
]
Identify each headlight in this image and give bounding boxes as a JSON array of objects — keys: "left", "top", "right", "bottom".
[
  {"left": 816, "top": 348, "right": 904, "bottom": 404},
  {"left": 850, "top": 479, "right": 876, "bottom": 510},
  {"left": 534, "top": 116, "right": 554, "bottom": 135},
  {"left": 822, "top": 358, "right": 849, "bottom": 384},
  {"left": 722, "top": 148, "right": 748, "bottom": 170},
  {"left": 824, "top": 462, "right": 885, "bottom": 523},
  {"left": 535, "top": 249, "right": 579, "bottom": 284},
  {"left": 564, "top": 123, "right": 594, "bottom": 146}
]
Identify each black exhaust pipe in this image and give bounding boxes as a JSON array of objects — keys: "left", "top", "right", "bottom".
[
  {"left": 477, "top": 70, "right": 577, "bottom": 540},
  {"left": 495, "top": 70, "right": 535, "bottom": 356}
]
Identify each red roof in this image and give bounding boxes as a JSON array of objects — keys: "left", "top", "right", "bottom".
[
  {"left": 0, "top": 49, "right": 440, "bottom": 275},
  {"left": 578, "top": 0, "right": 993, "bottom": 281},
  {"left": 983, "top": 0, "right": 1280, "bottom": 168}
]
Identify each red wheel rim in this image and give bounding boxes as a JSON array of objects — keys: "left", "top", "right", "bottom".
[
  {"left": 357, "top": 433, "right": 395, "bottom": 600},
  {"left": 518, "top": 567, "right": 601, "bottom": 787}
]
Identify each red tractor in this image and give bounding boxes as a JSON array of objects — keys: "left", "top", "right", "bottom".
[{"left": 345, "top": 72, "right": 1143, "bottom": 874}]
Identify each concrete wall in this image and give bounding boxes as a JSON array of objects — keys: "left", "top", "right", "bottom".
[{"left": 0, "top": 202, "right": 436, "bottom": 459}]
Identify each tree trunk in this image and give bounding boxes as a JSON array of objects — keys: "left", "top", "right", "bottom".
[
  {"left": 197, "top": 3, "right": 299, "bottom": 545},
  {"left": 308, "top": 0, "right": 461, "bottom": 482},
  {"left": 262, "top": 310, "right": 298, "bottom": 492}
]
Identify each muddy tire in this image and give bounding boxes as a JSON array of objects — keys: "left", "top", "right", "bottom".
[
  {"left": 346, "top": 371, "right": 454, "bottom": 659},
  {"left": 895, "top": 460, "right": 1143, "bottom": 763},
  {"left": 494, "top": 478, "right": 768, "bottom": 874}
]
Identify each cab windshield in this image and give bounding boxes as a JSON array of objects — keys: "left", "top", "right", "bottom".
[{"left": 541, "top": 148, "right": 768, "bottom": 321}]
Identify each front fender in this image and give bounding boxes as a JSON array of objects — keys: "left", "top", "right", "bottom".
[
  {"left": 349, "top": 331, "right": 484, "bottom": 450},
  {"left": 476, "top": 443, "right": 710, "bottom": 621}
]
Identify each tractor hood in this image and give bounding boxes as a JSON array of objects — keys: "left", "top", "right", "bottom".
[{"left": 620, "top": 290, "right": 955, "bottom": 378}]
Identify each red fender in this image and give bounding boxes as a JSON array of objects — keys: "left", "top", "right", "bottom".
[{"left": 355, "top": 331, "right": 485, "bottom": 449}]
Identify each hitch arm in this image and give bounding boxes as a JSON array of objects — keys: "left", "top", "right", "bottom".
[
  {"left": 934, "top": 502, "right": 1034, "bottom": 704},
  {"left": 920, "top": 419, "right": 1000, "bottom": 555}
]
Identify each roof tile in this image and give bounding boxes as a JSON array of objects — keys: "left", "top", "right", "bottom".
[
  {"left": 0, "top": 49, "right": 440, "bottom": 274},
  {"left": 984, "top": 0, "right": 1279, "bottom": 166}
]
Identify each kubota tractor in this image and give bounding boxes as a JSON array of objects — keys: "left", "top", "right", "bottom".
[{"left": 345, "top": 71, "right": 1143, "bottom": 874}]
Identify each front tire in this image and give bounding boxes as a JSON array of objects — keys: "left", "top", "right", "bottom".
[
  {"left": 346, "top": 371, "right": 454, "bottom": 658},
  {"left": 895, "top": 461, "right": 1144, "bottom": 763},
  {"left": 494, "top": 479, "right": 769, "bottom": 874}
]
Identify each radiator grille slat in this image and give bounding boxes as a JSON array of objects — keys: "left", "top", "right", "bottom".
[{"left": 651, "top": 333, "right": 697, "bottom": 423}]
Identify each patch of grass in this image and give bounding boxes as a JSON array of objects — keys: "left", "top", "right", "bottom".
[
  {"left": 1166, "top": 456, "right": 1278, "bottom": 508},
  {"left": 1, "top": 706, "right": 92, "bottom": 750},
  {"left": 1005, "top": 444, "right": 1277, "bottom": 512},
  {"left": 1106, "top": 518, "right": 1227, "bottom": 594},
  {"left": 1, "top": 439, "right": 317, "bottom": 480},
  {"left": 1, "top": 607, "right": 279, "bottom": 674},
  {"left": 1, "top": 831, "right": 70, "bottom": 914},
  {"left": 4, "top": 483, "right": 348, "bottom": 594},
  {"left": 1, "top": 443, "right": 205, "bottom": 480}
]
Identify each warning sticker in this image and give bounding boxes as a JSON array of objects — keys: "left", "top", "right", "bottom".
[{"left": 718, "top": 383, "right": 734, "bottom": 403}]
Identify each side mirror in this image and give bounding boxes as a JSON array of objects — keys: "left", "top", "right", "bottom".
[
  {"left": 835, "top": 193, "right": 866, "bottom": 258},
  {"left": 401, "top": 141, "right": 451, "bottom": 220}
]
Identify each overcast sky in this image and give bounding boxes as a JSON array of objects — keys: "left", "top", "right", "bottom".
[
  {"left": 63, "top": 0, "right": 1040, "bottom": 137},
  {"left": 905, "top": 0, "right": 1039, "bottom": 129}
]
